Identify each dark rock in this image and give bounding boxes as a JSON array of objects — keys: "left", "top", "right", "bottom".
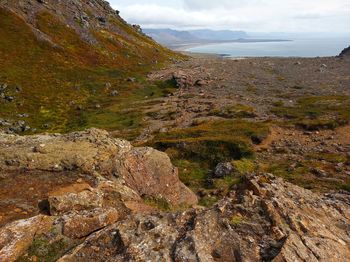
[
  {"left": 214, "top": 162, "right": 235, "bottom": 178},
  {"left": 97, "top": 16, "right": 106, "bottom": 24},
  {"left": 110, "top": 90, "right": 119, "bottom": 96},
  {"left": 339, "top": 46, "right": 350, "bottom": 57},
  {"left": 4, "top": 96, "right": 14, "bottom": 102},
  {"left": 311, "top": 168, "right": 328, "bottom": 177},
  {"left": 173, "top": 71, "right": 193, "bottom": 88}
]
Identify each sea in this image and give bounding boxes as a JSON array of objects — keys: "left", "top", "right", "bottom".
[{"left": 184, "top": 38, "right": 350, "bottom": 58}]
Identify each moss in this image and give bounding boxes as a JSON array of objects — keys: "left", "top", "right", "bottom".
[
  {"left": 173, "top": 159, "right": 209, "bottom": 191},
  {"left": 198, "top": 195, "right": 219, "bottom": 207},
  {"left": 272, "top": 96, "right": 350, "bottom": 130},
  {"left": 144, "top": 196, "right": 172, "bottom": 211},
  {"left": 232, "top": 158, "right": 256, "bottom": 174},
  {"left": 150, "top": 120, "right": 269, "bottom": 165},
  {"left": 213, "top": 175, "right": 243, "bottom": 192},
  {"left": 341, "top": 184, "right": 350, "bottom": 192},
  {"left": 306, "top": 152, "right": 347, "bottom": 164},
  {"left": 209, "top": 104, "right": 256, "bottom": 118},
  {"left": 17, "top": 226, "right": 81, "bottom": 262},
  {"left": 260, "top": 159, "right": 350, "bottom": 192},
  {"left": 230, "top": 215, "right": 244, "bottom": 226},
  {"left": 145, "top": 120, "right": 269, "bottom": 205}
]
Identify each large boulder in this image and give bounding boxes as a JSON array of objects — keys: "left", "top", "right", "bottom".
[{"left": 0, "top": 128, "right": 197, "bottom": 208}]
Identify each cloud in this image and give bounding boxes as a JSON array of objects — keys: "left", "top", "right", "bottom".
[{"left": 109, "top": 0, "right": 350, "bottom": 33}]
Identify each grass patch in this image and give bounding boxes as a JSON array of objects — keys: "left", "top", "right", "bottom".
[
  {"left": 232, "top": 158, "right": 256, "bottom": 174},
  {"left": 198, "top": 195, "right": 219, "bottom": 207},
  {"left": 146, "top": 120, "right": 268, "bottom": 206},
  {"left": 149, "top": 119, "right": 270, "bottom": 166},
  {"left": 209, "top": 104, "right": 256, "bottom": 118},
  {"left": 272, "top": 96, "right": 350, "bottom": 130},
  {"left": 261, "top": 160, "right": 350, "bottom": 192},
  {"left": 173, "top": 159, "right": 208, "bottom": 190}
]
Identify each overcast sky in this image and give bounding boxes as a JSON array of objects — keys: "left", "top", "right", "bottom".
[{"left": 109, "top": 0, "right": 350, "bottom": 33}]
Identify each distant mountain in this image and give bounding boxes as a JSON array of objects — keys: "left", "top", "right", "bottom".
[
  {"left": 189, "top": 29, "right": 248, "bottom": 41},
  {"left": 143, "top": 29, "right": 199, "bottom": 45},
  {"left": 143, "top": 28, "right": 249, "bottom": 47}
]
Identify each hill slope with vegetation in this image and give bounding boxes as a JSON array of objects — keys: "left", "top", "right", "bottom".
[{"left": 0, "top": 0, "right": 179, "bottom": 135}]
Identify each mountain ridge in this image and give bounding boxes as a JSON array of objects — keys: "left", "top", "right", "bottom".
[{"left": 143, "top": 28, "right": 249, "bottom": 46}]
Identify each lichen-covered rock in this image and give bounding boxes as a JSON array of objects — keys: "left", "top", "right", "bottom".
[
  {"left": 214, "top": 162, "right": 235, "bottom": 178},
  {"left": 49, "top": 189, "right": 104, "bottom": 216},
  {"left": 54, "top": 174, "right": 350, "bottom": 261},
  {"left": 1, "top": 128, "right": 349, "bottom": 261},
  {"left": 0, "top": 128, "right": 197, "bottom": 208},
  {"left": 0, "top": 215, "right": 54, "bottom": 261},
  {"left": 61, "top": 208, "right": 122, "bottom": 239},
  {"left": 114, "top": 147, "right": 198, "bottom": 206}
]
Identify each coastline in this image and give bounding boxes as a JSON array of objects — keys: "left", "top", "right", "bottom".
[{"left": 171, "top": 39, "right": 291, "bottom": 51}]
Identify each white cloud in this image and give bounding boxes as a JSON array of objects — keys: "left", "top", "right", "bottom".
[{"left": 109, "top": 0, "right": 350, "bottom": 33}]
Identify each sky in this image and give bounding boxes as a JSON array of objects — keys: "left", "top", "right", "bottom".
[{"left": 109, "top": 0, "right": 350, "bottom": 33}]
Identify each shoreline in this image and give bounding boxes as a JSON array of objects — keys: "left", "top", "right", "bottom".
[{"left": 171, "top": 39, "right": 292, "bottom": 51}]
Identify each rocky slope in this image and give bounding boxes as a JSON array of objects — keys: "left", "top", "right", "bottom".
[{"left": 0, "top": 130, "right": 349, "bottom": 261}]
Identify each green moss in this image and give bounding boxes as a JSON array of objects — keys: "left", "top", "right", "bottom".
[
  {"left": 272, "top": 96, "right": 350, "bottom": 130},
  {"left": 260, "top": 159, "right": 350, "bottom": 192},
  {"left": 144, "top": 196, "right": 172, "bottom": 211},
  {"left": 173, "top": 159, "right": 209, "bottom": 190},
  {"left": 198, "top": 195, "right": 219, "bottom": 207},
  {"left": 213, "top": 175, "right": 243, "bottom": 192},
  {"left": 232, "top": 158, "right": 256, "bottom": 174},
  {"left": 209, "top": 104, "right": 256, "bottom": 118},
  {"left": 306, "top": 152, "right": 347, "bottom": 164},
  {"left": 341, "top": 184, "right": 350, "bottom": 192},
  {"left": 150, "top": 120, "right": 269, "bottom": 165},
  {"left": 17, "top": 226, "right": 81, "bottom": 262},
  {"left": 230, "top": 215, "right": 244, "bottom": 226},
  {"left": 145, "top": 120, "right": 268, "bottom": 205}
]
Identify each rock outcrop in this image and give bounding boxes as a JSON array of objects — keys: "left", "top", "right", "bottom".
[
  {"left": 339, "top": 46, "right": 350, "bottom": 57},
  {"left": 0, "top": 128, "right": 197, "bottom": 230},
  {"left": 52, "top": 174, "right": 350, "bottom": 262},
  {"left": 0, "top": 130, "right": 349, "bottom": 261}
]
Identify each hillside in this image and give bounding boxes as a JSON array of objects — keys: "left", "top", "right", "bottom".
[{"left": 0, "top": 0, "right": 179, "bottom": 135}]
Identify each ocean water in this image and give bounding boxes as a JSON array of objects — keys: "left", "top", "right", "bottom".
[{"left": 185, "top": 38, "right": 350, "bottom": 57}]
